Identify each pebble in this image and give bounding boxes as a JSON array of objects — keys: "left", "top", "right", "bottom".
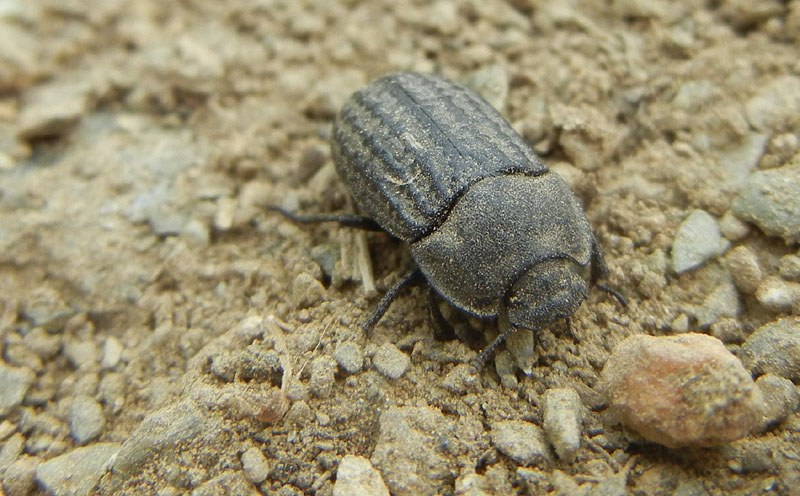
[
  {"left": 490, "top": 420, "right": 552, "bottom": 466},
  {"left": 454, "top": 471, "right": 494, "bottom": 496},
  {"left": 35, "top": 442, "right": 120, "bottom": 496},
  {"left": 744, "top": 75, "right": 800, "bottom": 132},
  {"left": 671, "top": 210, "right": 729, "bottom": 274},
  {"left": 755, "top": 373, "right": 800, "bottom": 429},
  {"left": 111, "top": 400, "right": 207, "bottom": 478},
  {"left": 100, "top": 337, "right": 123, "bottom": 370},
  {"left": 779, "top": 254, "right": 800, "bottom": 281},
  {"left": 371, "top": 406, "right": 457, "bottom": 495},
  {"left": 372, "top": 343, "right": 410, "bottom": 380},
  {"left": 309, "top": 356, "right": 336, "bottom": 399},
  {"left": 240, "top": 446, "right": 270, "bottom": 484},
  {"left": 740, "top": 318, "right": 800, "bottom": 381},
  {"left": 600, "top": 333, "right": 763, "bottom": 447},
  {"left": 506, "top": 329, "right": 535, "bottom": 375},
  {"left": 441, "top": 364, "right": 481, "bottom": 395},
  {"left": 732, "top": 165, "right": 800, "bottom": 244},
  {"left": 724, "top": 245, "right": 762, "bottom": 294},
  {"left": 718, "top": 210, "right": 751, "bottom": 241},
  {"left": 690, "top": 276, "right": 741, "bottom": 328},
  {"left": 3, "top": 455, "right": 38, "bottom": 495},
  {"left": 284, "top": 401, "right": 313, "bottom": 425},
  {"left": 0, "top": 361, "right": 35, "bottom": 416},
  {"left": 754, "top": 276, "right": 800, "bottom": 312},
  {"left": 333, "top": 455, "right": 390, "bottom": 496},
  {"left": 290, "top": 272, "right": 326, "bottom": 309},
  {"left": 17, "top": 79, "right": 90, "bottom": 140},
  {"left": 333, "top": 342, "right": 363, "bottom": 374},
  {"left": 63, "top": 339, "right": 100, "bottom": 370},
  {"left": 22, "top": 327, "right": 62, "bottom": 360},
  {"left": 69, "top": 395, "right": 105, "bottom": 444},
  {"left": 542, "top": 388, "right": 583, "bottom": 462}
]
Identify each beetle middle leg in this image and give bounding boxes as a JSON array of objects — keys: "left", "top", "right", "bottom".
[{"left": 363, "top": 268, "right": 424, "bottom": 330}]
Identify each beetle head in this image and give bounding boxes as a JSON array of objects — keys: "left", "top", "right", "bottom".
[{"left": 506, "top": 258, "right": 589, "bottom": 330}]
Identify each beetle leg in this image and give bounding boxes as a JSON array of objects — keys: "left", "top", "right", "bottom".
[
  {"left": 471, "top": 325, "right": 519, "bottom": 373},
  {"left": 269, "top": 206, "right": 383, "bottom": 231},
  {"left": 427, "top": 288, "right": 456, "bottom": 341},
  {"left": 596, "top": 283, "right": 627, "bottom": 307},
  {"left": 363, "top": 268, "right": 424, "bottom": 330}
]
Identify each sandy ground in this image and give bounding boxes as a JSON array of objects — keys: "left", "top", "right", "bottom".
[{"left": 1, "top": 0, "right": 800, "bottom": 495}]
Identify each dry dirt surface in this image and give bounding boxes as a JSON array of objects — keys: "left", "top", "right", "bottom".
[{"left": 1, "top": 1, "right": 800, "bottom": 495}]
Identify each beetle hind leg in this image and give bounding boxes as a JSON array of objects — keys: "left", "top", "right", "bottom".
[{"left": 427, "top": 288, "right": 456, "bottom": 341}]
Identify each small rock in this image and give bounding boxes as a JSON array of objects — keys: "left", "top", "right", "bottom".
[
  {"left": 710, "top": 318, "right": 744, "bottom": 344},
  {"left": 740, "top": 318, "right": 800, "bottom": 381},
  {"left": 466, "top": 64, "right": 509, "bottom": 113},
  {"left": 441, "top": 364, "right": 481, "bottom": 395},
  {"left": 744, "top": 75, "right": 800, "bottom": 132},
  {"left": 671, "top": 210, "right": 729, "bottom": 273},
  {"left": 490, "top": 420, "right": 552, "bottom": 466},
  {"left": 290, "top": 273, "right": 326, "bottom": 309},
  {"left": 192, "top": 471, "right": 254, "bottom": 496},
  {"left": 333, "top": 455, "right": 390, "bottom": 496},
  {"left": 732, "top": 165, "right": 800, "bottom": 244},
  {"left": 542, "top": 388, "right": 583, "bottom": 462},
  {"left": 724, "top": 245, "right": 762, "bottom": 294},
  {"left": 213, "top": 196, "right": 238, "bottom": 231},
  {"left": 690, "top": 276, "right": 741, "bottom": 328},
  {"left": 454, "top": 471, "right": 493, "bottom": 496},
  {"left": 100, "top": 337, "right": 123, "bottom": 370},
  {"left": 111, "top": 400, "right": 208, "bottom": 478},
  {"left": 779, "top": 254, "right": 800, "bottom": 281},
  {"left": 241, "top": 446, "right": 270, "bottom": 484},
  {"left": 371, "top": 406, "right": 458, "bottom": 496},
  {"left": 670, "top": 314, "right": 690, "bottom": 334},
  {"left": 297, "top": 145, "right": 328, "bottom": 184},
  {"left": 755, "top": 276, "right": 800, "bottom": 312},
  {"left": 333, "top": 342, "right": 363, "bottom": 374},
  {"left": 35, "top": 442, "right": 120, "bottom": 496},
  {"left": 600, "top": 333, "right": 763, "bottom": 448},
  {"left": 3, "top": 455, "right": 38, "bottom": 495},
  {"left": 70, "top": 395, "right": 105, "bottom": 444},
  {"left": 309, "top": 356, "right": 336, "bottom": 399},
  {"left": 63, "top": 340, "right": 99, "bottom": 370},
  {"left": 17, "top": 80, "right": 90, "bottom": 140},
  {"left": 719, "top": 210, "right": 751, "bottom": 241},
  {"left": 0, "top": 361, "right": 35, "bottom": 416},
  {"left": 284, "top": 401, "right": 313, "bottom": 425},
  {"left": 755, "top": 373, "right": 800, "bottom": 429},
  {"left": 373, "top": 343, "right": 410, "bottom": 380}
]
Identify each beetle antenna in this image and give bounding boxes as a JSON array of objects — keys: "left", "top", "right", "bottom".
[{"left": 596, "top": 283, "right": 627, "bottom": 307}]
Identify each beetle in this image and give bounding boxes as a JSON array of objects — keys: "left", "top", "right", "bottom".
[{"left": 274, "top": 72, "right": 624, "bottom": 368}]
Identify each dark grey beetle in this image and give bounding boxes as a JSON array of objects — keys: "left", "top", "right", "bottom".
[{"left": 275, "top": 72, "right": 623, "bottom": 367}]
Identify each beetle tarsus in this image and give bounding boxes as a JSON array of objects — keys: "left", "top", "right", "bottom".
[{"left": 362, "top": 268, "right": 424, "bottom": 331}]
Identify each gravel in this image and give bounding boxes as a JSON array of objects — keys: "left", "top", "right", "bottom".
[
  {"left": 600, "top": 333, "right": 763, "bottom": 448},
  {"left": 372, "top": 342, "right": 410, "bottom": 380},
  {"left": 240, "top": 446, "right": 270, "bottom": 484},
  {"left": 542, "top": 388, "right": 583, "bottom": 462},
  {"left": 754, "top": 276, "right": 800, "bottom": 313},
  {"left": 732, "top": 165, "right": 800, "bottom": 244},
  {"left": 755, "top": 373, "right": 800, "bottom": 430},
  {"left": 740, "top": 318, "right": 800, "bottom": 381},
  {"left": 743, "top": 75, "right": 800, "bottom": 132},
  {"left": 724, "top": 245, "right": 762, "bottom": 295},
  {"left": 309, "top": 355, "right": 336, "bottom": 398},
  {"left": 671, "top": 210, "right": 730, "bottom": 274},
  {"left": 371, "top": 406, "right": 458, "bottom": 496},
  {"left": 333, "top": 455, "right": 390, "bottom": 496},
  {"left": 69, "top": 395, "right": 105, "bottom": 444},
  {"left": 0, "top": 361, "right": 35, "bottom": 416},
  {"left": 35, "top": 442, "right": 121, "bottom": 496},
  {"left": 333, "top": 341, "right": 363, "bottom": 374},
  {"left": 490, "top": 420, "right": 552, "bottom": 466}
]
